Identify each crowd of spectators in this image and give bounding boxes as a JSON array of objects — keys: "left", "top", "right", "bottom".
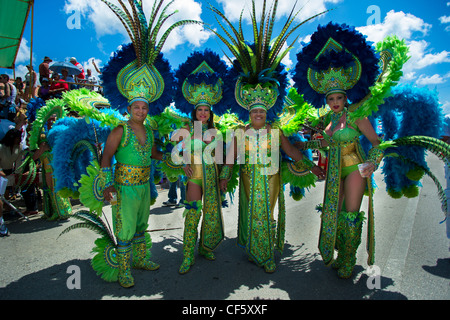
[
  {"left": 4, "top": 56, "right": 102, "bottom": 107},
  {"left": 0, "top": 55, "right": 102, "bottom": 236}
]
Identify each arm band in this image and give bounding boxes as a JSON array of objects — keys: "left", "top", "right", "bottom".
[
  {"left": 101, "top": 167, "right": 114, "bottom": 189},
  {"left": 304, "top": 139, "right": 323, "bottom": 150},
  {"left": 294, "top": 157, "right": 316, "bottom": 171},
  {"left": 367, "top": 146, "right": 384, "bottom": 170}
]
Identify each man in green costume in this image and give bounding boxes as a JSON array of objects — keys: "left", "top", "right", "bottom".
[{"left": 102, "top": 100, "right": 163, "bottom": 288}]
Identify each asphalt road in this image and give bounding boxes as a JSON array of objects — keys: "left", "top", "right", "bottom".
[{"left": 0, "top": 154, "right": 449, "bottom": 302}]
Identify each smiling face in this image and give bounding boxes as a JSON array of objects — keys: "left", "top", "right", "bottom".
[
  {"left": 128, "top": 100, "right": 149, "bottom": 123},
  {"left": 249, "top": 108, "right": 267, "bottom": 129},
  {"left": 326, "top": 93, "right": 347, "bottom": 113},
  {"left": 195, "top": 105, "right": 211, "bottom": 124}
]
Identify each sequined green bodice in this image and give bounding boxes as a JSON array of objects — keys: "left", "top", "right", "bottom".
[{"left": 115, "top": 122, "right": 154, "bottom": 166}]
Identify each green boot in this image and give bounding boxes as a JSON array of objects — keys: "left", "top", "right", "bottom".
[
  {"left": 117, "top": 241, "right": 134, "bottom": 288},
  {"left": 198, "top": 245, "right": 216, "bottom": 261},
  {"left": 179, "top": 201, "right": 202, "bottom": 274},
  {"left": 331, "top": 212, "right": 347, "bottom": 270},
  {"left": 132, "top": 232, "right": 160, "bottom": 271},
  {"left": 337, "top": 211, "right": 365, "bottom": 279}
]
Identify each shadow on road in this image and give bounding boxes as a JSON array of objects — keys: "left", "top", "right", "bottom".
[{"left": 0, "top": 236, "right": 407, "bottom": 300}]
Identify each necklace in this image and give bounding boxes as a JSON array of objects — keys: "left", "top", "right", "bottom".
[{"left": 330, "top": 110, "right": 346, "bottom": 132}]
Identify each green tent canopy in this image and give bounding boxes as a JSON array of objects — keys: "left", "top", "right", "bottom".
[{"left": 0, "top": 0, "right": 33, "bottom": 69}]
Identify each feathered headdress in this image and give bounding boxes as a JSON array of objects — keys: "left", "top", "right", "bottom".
[
  {"left": 293, "top": 22, "right": 380, "bottom": 108},
  {"left": 173, "top": 49, "right": 230, "bottom": 116},
  {"left": 100, "top": 0, "right": 203, "bottom": 114},
  {"left": 208, "top": 0, "right": 328, "bottom": 122},
  {"left": 293, "top": 22, "right": 410, "bottom": 121}
]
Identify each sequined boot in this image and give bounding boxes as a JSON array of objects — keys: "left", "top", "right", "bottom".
[
  {"left": 117, "top": 241, "right": 134, "bottom": 288},
  {"left": 132, "top": 232, "right": 160, "bottom": 271},
  {"left": 179, "top": 201, "right": 202, "bottom": 274},
  {"left": 337, "top": 211, "right": 364, "bottom": 279},
  {"left": 331, "top": 212, "right": 347, "bottom": 270}
]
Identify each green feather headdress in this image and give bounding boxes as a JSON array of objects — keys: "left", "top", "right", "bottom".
[
  {"left": 207, "top": 0, "right": 330, "bottom": 119},
  {"left": 101, "top": 0, "right": 203, "bottom": 105},
  {"left": 207, "top": 0, "right": 329, "bottom": 84}
]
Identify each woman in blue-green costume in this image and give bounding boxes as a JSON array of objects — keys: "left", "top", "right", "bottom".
[
  {"left": 293, "top": 22, "right": 410, "bottom": 278},
  {"left": 171, "top": 50, "right": 230, "bottom": 274},
  {"left": 102, "top": 100, "right": 164, "bottom": 288},
  {"left": 177, "top": 106, "right": 224, "bottom": 274}
]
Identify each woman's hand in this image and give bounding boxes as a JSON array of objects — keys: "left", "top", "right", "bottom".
[
  {"left": 183, "top": 164, "right": 193, "bottom": 178},
  {"left": 359, "top": 162, "right": 376, "bottom": 178}
]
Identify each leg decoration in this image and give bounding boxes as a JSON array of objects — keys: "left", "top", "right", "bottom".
[
  {"left": 179, "top": 200, "right": 202, "bottom": 274},
  {"left": 331, "top": 212, "right": 346, "bottom": 270},
  {"left": 336, "top": 211, "right": 365, "bottom": 279},
  {"left": 132, "top": 232, "right": 159, "bottom": 271},
  {"left": 117, "top": 240, "right": 134, "bottom": 288}
]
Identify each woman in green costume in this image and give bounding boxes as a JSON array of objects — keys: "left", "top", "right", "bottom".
[
  {"left": 304, "top": 93, "right": 382, "bottom": 279},
  {"left": 171, "top": 50, "right": 230, "bottom": 274},
  {"left": 177, "top": 105, "right": 225, "bottom": 274},
  {"left": 293, "top": 22, "right": 409, "bottom": 278}
]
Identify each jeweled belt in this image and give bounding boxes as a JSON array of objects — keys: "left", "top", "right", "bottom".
[{"left": 114, "top": 162, "right": 151, "bottom": 186}]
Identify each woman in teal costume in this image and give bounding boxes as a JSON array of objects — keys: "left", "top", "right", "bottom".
[
  {"left": 170, "top": 49, "right": 230, "bottom": 274},
  {"left": 102, "top": 100, "right": 164, "bottom": 288},
  {"left": 305, "top": 93, "right": 382, "bottom": 279},
  {"left": 176, "top": 105, "right": 225, "bottom": 274},
  {"left": 293, "top": 22, "right": 409, "bottom": 278}
]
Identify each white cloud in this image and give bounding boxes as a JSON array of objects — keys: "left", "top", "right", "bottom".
[
  {"left": 439, "top": 15, "right": 450, "bottom": 31},
  {"left": 442, "top": 101, "right": 450, "bottom": 116},
  {"left": 407, "top": 40, "right": 450, "bottom": 70},
  {"left": 63, "top": 0, "right": 212, "bottom": 52},
  {"left": 357, "top": 10, "right": 450, "bottom": 87},
  {"left": 439, "top": 15, "right": 450, "bottom": 24},
  {"left": 357, "top": 10, "right": 431, "bottom": 44},
  {"left": 15, "top": 38, "right": 36, "bottom": 66},
  {"left": 415, "top": 74, "right": 446, "bottom": 86}
]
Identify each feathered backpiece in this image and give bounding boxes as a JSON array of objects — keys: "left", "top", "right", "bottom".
[
  {"left": 174, "top": 49, "right": 230, "bottom": 116},
  {"left": 100, "top": 0, "right": 202, "bottom": 113},
  {"left": 208, "top": 0, "right": 328, "bottom": 122},
  {"left": 293, "top": 22, "right": 380, "bottom": 108}
]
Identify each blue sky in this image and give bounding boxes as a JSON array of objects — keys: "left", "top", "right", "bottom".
[{"left": 2, "top": 0, "right": 449, "bottom": 115}]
